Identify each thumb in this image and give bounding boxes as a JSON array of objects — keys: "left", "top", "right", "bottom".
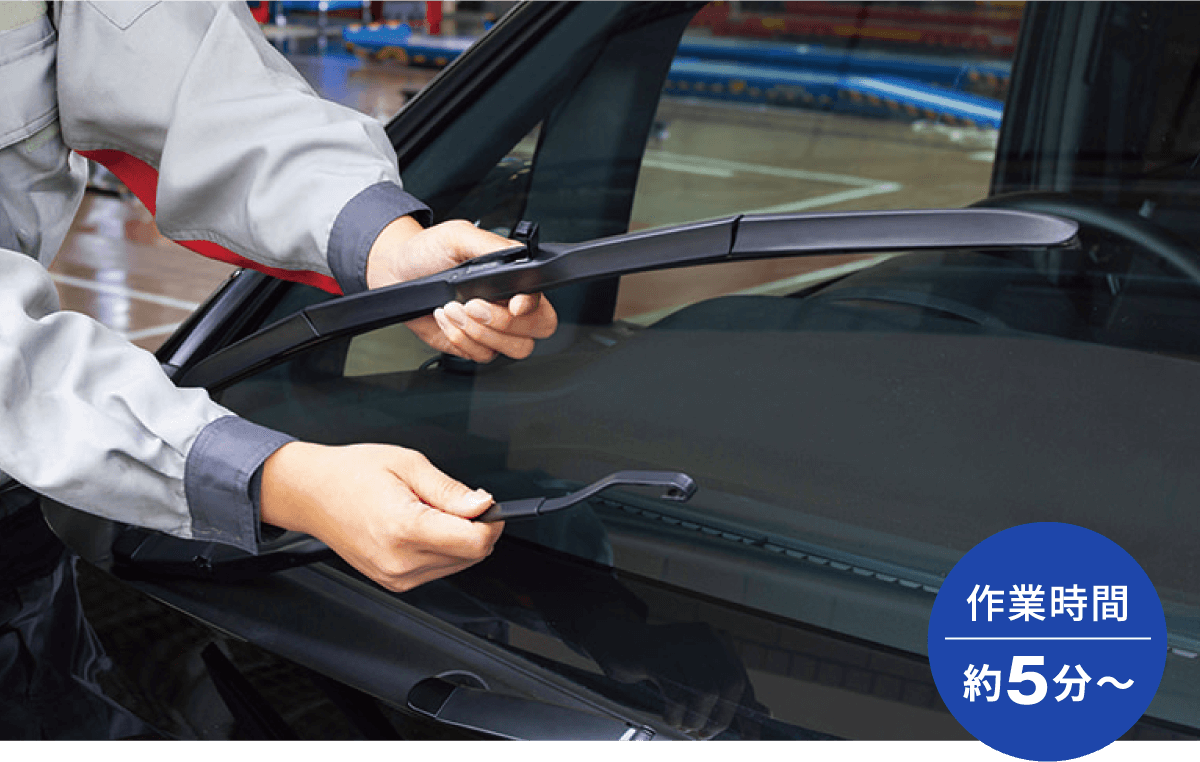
[
  {"left": 509, "top": 293, "right": 541, "bottom": 316},
  {"left": 391, "top": 451, "right": 494, "bottom": 519},
  {"left": 445, "top": 220, "right": 519, "bottom": 266}
]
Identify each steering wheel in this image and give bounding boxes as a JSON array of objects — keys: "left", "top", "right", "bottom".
[
  {"left": 972, "top": 190, "right": 1200, "bottom": 284},
  {"left": 803, "top": 190, "right": 1200, "bottom": 330}
]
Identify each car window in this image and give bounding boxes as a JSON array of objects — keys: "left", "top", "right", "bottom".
[
  {"left": 207, "top": 0, "right": 1200, "bottom": 741},
  {"left": 412, "top": 1, "right": 1017, "bottom": 322}
]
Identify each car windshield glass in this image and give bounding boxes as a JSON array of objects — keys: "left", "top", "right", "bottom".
[{"left": 207, "top": 0, "right": 1199, "bottom": 739}]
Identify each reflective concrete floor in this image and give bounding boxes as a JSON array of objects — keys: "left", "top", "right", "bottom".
[
  {"left": 51, "top": 53, "right": 437, "bottom": 352},
  {"left": 50, "top": 49, "right": 994, "bottom": 350},
  {"left": 53, "top": 193, "right": 236, "bottom": 351}
]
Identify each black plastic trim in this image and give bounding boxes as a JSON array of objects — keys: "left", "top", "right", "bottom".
[
  {"left": 113, "top": 527, "right": 334, "bottom": 583},
  {"left": 387, "top": 2, "right": 578, "bottom": 164},
  {"left": 157, "top": 268, "right": 289, "bottom": 383}
]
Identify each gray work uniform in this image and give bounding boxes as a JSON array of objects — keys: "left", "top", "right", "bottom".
[{"left": 0, "top": 1, "right": 429, "bottom": 551}]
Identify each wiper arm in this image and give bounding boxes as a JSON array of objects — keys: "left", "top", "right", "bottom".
[
  {"left": 476, "top": 470, "right": 697, "bottom": 522},
  {"left": 178, "top": 209, "right": 1077, "bottom": 391},
  {"left": 110, "top": 471, "right": 696, "bottom": 581}
]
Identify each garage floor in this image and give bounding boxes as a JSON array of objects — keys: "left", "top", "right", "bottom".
[
  {"left": 50, "top": 52, "right": 438, "bottom": 352},
  {"left": 50, "top": 46, "right": 995, "bottom": 350}
]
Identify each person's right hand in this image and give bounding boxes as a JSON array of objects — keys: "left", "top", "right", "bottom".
[
  {"left": 366, "top": 217, "right": 558, "bottom": 363},
  {"left": 259, "top": 441, "right": 503, "bottom": 592}
]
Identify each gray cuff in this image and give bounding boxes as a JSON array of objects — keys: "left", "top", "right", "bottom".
[
  {"left": 184, "top": 415, "right": 296, "bottom": 554},
  {"left": 328, "top": 181, "right": 433, "bottom": 295}
]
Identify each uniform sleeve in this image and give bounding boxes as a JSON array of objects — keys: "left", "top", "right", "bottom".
[
  {"left": 54, "top": 0, "right": 430, "bottom": 296},
  {"left": 2, "top": 1, "right": 423, "bottom": 552},
  {"left": 0, "top": 248, "right": 292, "bottom": 552}
]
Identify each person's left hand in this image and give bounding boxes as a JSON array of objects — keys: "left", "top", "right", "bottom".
[{"left": 367, "top": 216, "right": 558, "bottom": 362}]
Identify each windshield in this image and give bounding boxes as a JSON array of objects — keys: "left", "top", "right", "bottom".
[{"left": 210, "top": 0, "right": 1200, "bottom": 740}]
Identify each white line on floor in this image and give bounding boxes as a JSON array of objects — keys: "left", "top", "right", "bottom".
[
  {"left": 50, "top": 273, "right": 202, "bottom": 312},
  {"left": 120, "top": 322, "right": 183, "bottom": 341},
  {"left": 646, "top": 150, "right": 896, "bottom": 187},
  {"left": 641, "top": 157, "right": 735, "bottom": 178},
  {"left": 748, "top": 182, "right": 904, "bottom": 214},
  {"left": 641, "top": 150, "right": 904, "bottom": 212}
]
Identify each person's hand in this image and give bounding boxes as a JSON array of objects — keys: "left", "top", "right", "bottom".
[
  {"left": 367, "top": 216, "right": 557, "bottom": 362},
  {"left": 259, "top": 441, "right": 503, "bottom": 592}
]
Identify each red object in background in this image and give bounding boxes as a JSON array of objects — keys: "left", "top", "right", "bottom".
[
  {"left": 247, "top": 1, "right": 270, "bottom": 24},
  {"left": 426, "top": 1, "right": 442, "bottom": 34},
  {"left": 783, "top": 2, "right": 1021, "bottom": 31},
  {"left": 690, "top": 1, "right": 1020, "bottom": 56}
]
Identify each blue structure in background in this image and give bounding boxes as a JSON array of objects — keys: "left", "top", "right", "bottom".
[
  {"left": 343, "top": 23, "right": 476, "bottom": 66},
  {"left": 664, "top": 58, "right": 1003, "bottom": 128},
  {"left": 340, "top": 23, "right": 1006, "bottom": 128},
  {"left": 675, "top": 37, "right": 1011, "bottom": 91}
]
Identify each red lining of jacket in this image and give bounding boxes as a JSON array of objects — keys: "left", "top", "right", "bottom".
[{"left": 78, "top": 149, "right": 343, "bottom": 294}]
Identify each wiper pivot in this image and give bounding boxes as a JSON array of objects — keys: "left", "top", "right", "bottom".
[
  {"left": 476, "top": 470, "right": 697, "bottom": 523},
  {"left": 112, "top": 527, "right": 334, "bottom": 582}
]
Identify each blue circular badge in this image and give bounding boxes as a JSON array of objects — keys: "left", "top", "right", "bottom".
[{"left": 928, "top": 523, "right": 1166, "bottom": 761}]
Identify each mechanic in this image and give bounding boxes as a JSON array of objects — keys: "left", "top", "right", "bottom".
[{"left": 0, "top": 1, "right": 557, "bottom": 593}]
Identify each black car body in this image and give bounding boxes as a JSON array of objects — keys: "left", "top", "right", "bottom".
[{"left": 13, "top": 0, "right": 1200, "bottom": 741}]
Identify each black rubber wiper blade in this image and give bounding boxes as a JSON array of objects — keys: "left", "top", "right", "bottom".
[
  {"left": 178, "top": 209, "right": 1077, "bottom": 390},
  {"left": 732, "top": 208, "right": 1078, "bottom": 257}
]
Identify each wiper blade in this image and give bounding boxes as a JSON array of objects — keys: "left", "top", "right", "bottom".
[{"left": 178, "top": 209, "right": 1077, "bottom": 390}]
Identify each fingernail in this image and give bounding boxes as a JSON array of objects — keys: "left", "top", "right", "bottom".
[
  {"left": 443, "top": 302, "right": 467, "bottom": 328},
  {"left": 510, "top": 294, "right": 537, "bottom": 315},
  {"left": 465, "top": 300, "right": 492, "bottom": 324},
  {"left": 462, "top": 489, "right": 492, "bottom": 510}
]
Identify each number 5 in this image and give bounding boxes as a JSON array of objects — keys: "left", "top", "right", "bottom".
[{"left": 1007, "top": 656, "right": 1048, "bottom": 705}]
